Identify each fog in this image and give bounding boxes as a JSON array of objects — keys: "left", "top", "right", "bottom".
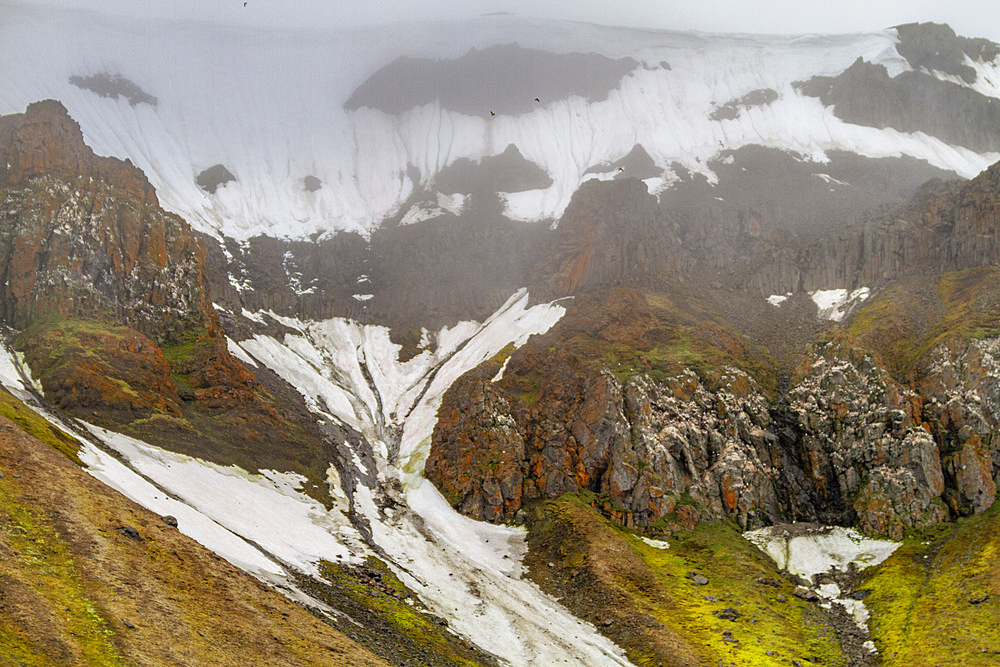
[{"left": 12, "top": 0, "right": 1000, "bottom": 44}]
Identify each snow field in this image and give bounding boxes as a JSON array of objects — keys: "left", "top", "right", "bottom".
[{"left": 3, "top": 5, "right": 997, "bottom": 241}]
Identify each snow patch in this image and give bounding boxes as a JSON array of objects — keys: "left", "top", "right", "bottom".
[
  {"left": 639, "top": 536, "right": 671, "bottom": 550},
  {"left": 227, "top": 337, "right": 258, "bottom": 367},
  {"left": 745, "top": 524, "right": 899, "bottom": 640},
  {"left": 82, "top": 423, "right": 366, "bottom": 575},
  {"left": 810, "top": 287, "right": 870, "bottom": 321},
  {"left": 767, "top": 292, "right": 791, "bottom": 307},
  {"left": 744, "top": 525, "right": 899, "bottom": 580}
]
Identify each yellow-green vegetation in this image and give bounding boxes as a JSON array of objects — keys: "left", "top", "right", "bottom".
[
  {"left": 0, "top": 388, "right": 81, "bottom": 464},
  {"left": 863, "top": 501, "right": 1000, "bottom": 665},
  {"left": 549, "top": 289, "right": 778, "bottom": 395},
  {"left": 314, "top": 558, "right": 491, "bottom": 666},
  {"left": 526, "top": 494, "right": 846, "bottom": 666},
  {"left": 0, "top": 476, "right": 123, "bottom": 666},
  {"left": 848, "top": 267, "right": 1000, "bottom": 378},
  {"left": 15, "top": 315, "right": 337, "bottom": 507}
]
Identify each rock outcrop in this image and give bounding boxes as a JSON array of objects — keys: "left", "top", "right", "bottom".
[
  {"left": 0, "top": 101, "right": 338, "bottom": 494},
  {"left": 0, "top": 100, "right": 209, "bottom": 341},
  {"left": 428, "top": 289, "right": 1000, "bottom": 539}
]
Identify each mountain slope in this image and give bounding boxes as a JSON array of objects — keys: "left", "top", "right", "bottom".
[{"left": 0, "top": 390, "right": 385, "bottom": 667}]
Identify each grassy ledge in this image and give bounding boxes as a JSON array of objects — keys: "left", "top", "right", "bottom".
[{"left": 863, "top": 502, "right": 1000, "bottom": 665}]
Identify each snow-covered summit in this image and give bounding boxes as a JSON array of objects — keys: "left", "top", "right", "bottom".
[{"left": 3, "top": 4, "right": 999, "bottom": 240}]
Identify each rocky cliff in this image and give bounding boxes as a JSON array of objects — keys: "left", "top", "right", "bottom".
[
  {"left": 0, "top": 100, "right": 208, "bottom": 339},
  {"left": 429, "top": 263, "right": 1000, "bottom": 539},
  {"left": 0, "top": 101, "right": 340, "bottom": 496}
]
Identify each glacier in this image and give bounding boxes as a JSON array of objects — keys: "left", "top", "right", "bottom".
[{"left": 3, "top": 2, "right": 1000, "bottom": 242}]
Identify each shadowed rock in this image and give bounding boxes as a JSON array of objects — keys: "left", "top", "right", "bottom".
[
  {"left": 69, "top": 73, "right": 158, "bottom": 107},
  {"left": 797, "top": 57, "right": 1000, "bottom": 152},
  {"left": 583, "top": 144, "right": 660, "bottom": 180},
  {"left": 709, "top": 88, "right": 779, "bottom": 121},
  {"left": 345, "top": 43, "right": 638, "bottom": 117},
  {"left": 435, "top": 144, "right": 552, "bottom": 194},
  {"left": 197, "top": 164, "right": 236, "bottom": 194}
]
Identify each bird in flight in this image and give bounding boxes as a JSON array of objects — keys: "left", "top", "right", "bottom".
[
  {"left": 490, "top": 111, "right": 495, "bottom": 116},
  {"left": 535, "top": 98, "right": 540, "bottom": 102}
]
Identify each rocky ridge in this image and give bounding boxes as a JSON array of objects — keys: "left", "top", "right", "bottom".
[{"left": 429, "top": 279, "right": 1000, "bottom": 539}]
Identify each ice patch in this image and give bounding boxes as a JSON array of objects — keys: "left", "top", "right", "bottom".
[
  {"left": 639, "top": 536, "right": 671, "bottom": 549},
  {"left": 767, "top": 292, "right": 791, "bottom": 307},
  {"left": 810, "top": 287, "right": 870, "bottom": 321}
]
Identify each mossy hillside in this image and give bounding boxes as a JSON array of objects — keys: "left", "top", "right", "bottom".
[
  {"left": 308, "top": 557, "right": 496, "bottom": 667},
  {"left": 525, "top": 494, "right": 847, "bottom": 666},
  {"left": 503, "top": 288, "right": 778, "bottom": 408},
  {"left": 863, "top": 501, "right": 1000, "bottom": 665},
  {"left": 0, "top": 473, "right": 123, "bottom": 666},
  {"left": 0, "top": 387, "right": 81, "bottom": 464},
  {"left": 14, "top": 315, "right": 337, "bottom": 506},
  {"left": 0, "top": 405, "right": 387, "bottom": 666},
  {"left": 848, "top": 267, "right": 1000, "bottom": 379}
]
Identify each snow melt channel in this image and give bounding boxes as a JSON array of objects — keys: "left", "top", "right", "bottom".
[
  {"left": 745, "top": 524, "right": 899, "bottom": 653},
  {"left": 230, "top": 290, "right": 631, "bottom": 665}
]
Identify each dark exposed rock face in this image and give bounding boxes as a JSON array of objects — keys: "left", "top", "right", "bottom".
[
  {"left": 435, "top": 144, "right": 552, "bottom": 194},
  {"left": 196, "top": 164, "right": 236, "bottom": 194},
  {"left": 68, "top": 72, "right": 158, "bottom": 107},
  {"left": 894, "top": 22, "right": 998, "bottom": 83},
  {"left": 547, "top": 178, "right": 687, "bottom": 294},
  {"left": 583, "top": 144, "right": 660, "bottom": 180},
  {"left": 797, "top": 58, "right": 1000, "bottom": 153},
  {"left": 920, "top": 339, "right": 1000, "bottom": 516},
  {"left": 709, "top": 88, "right": 779, "bottom": 121},
  {"left": 784, "top": 341, "right": 948, "bottom": 538},
  {"left": 345, "top": 43, "right": 638, "bottom": 118},
  {"left": 206, "top": 200, "right": 552, "bottom": 330}
]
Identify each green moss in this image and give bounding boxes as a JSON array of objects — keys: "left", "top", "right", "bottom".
[
  {"left": 0, "top": 477, "right": 123, "bottom": 665},
  {"left": 848, "top": 267, "right": 1000, "bottom": 378},
  {"left": 314, "top": 557, "right": 490, "bottom": 666},
  {"left": 530, "top": 494, "right": 846, "bottom": 666},
  {"left": 864, "top": 502, "right": 1000, "bottom": 665},
  {"left": 628, "top": 519, "right": 843, "bottom": 665},
  {"left": 0, "top": 389, "right": 82, "bottom": 464}
]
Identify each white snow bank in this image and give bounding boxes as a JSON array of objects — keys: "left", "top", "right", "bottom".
[
  {"left": 744, "top": 524, "right": 899, "bottom": 581},
  {"left": 2, "top": 5, "right": 993, "bottom": 240},
  {"left": 81, "top": 424, "right": 366, "bottom": 575},
  {"left": 810, "top": 287, "right": 870, "bottom": 321},
  {"left": 79, "top": 443, "right": 288, "bottom": 576}
]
